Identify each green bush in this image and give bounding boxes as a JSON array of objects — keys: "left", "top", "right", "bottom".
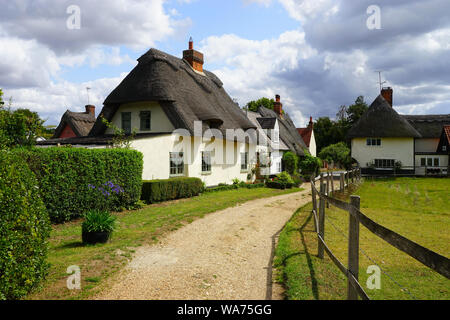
[
  {"left": 318, "top": 142, "right": 351, "bottom": 169},
  {"left": 15, "top": 147, "right": 143, "bottom": 223},
  {"left": 266, "top": 171, "right": 294, "bottom": 189},
  {"left": 141, "top": 177, "right": 204, "bottom": 204},
  {"left": 299, "top": 153, "right": 322, "bottom": 178},
  {"left": 0, "top": 151, "right": 51, "bottom": 300},
  {"left": 205, "top": 182, "right": 265, "bottom": 192},
  {"left": 282, "top": 151, "right": 299, "bottom": 175}
]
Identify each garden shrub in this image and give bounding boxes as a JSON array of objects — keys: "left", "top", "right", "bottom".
[
  {"left": 299, "top": 153, "right": 322, "bottom": 178},
  {"left": 141, "top": 177, "right": 204, "bottom": 204},
  {"left": 282, "top": 151, "right": 299, "bottom": 175},
  {"left": 266, "top": 171, "right": 295, "bottom": 189},
  {"left": 205, "top": 182, "right": 265, "bottom": 193},
  {"left": 0, "top": 151, "right": 51, "bottom": 300},
  {"left": 15, "top": 147, "right": 143, "bottom": 223}
]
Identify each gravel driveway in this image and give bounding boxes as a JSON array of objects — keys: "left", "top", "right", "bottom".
[{"left": 95, "top": 188, "right": 312, "bottom": 300}]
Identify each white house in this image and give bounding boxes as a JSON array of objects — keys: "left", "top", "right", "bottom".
[
  {"left": 39, "top": 40, "right": 258, "bottom": 186},
  {"left": 297, "top": 117, "right": 317, "bottom": 157},
  {"left": 348, "top": 88, "right": 450, "bottom": 176}
]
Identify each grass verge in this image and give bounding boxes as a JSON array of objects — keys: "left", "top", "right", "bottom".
[
  {"left": 274, "top": 177, "right": 450, "bottom": 300},
  {"left": 27, "top": 186, "right": 302, "bottom": 300}
]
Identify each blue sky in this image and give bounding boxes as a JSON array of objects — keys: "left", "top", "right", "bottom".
[{"left": 1, "top": 0, "right": 449, "bottom": 126}]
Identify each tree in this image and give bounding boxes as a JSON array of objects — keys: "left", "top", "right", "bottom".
[
  {"left": 245, "top": 97, "right": 275, "bottom": 112},
  {"left": 318, "top": 142, "right": 352, "bottom": 169},
  {"left": 299, "top": 152, "right": 322, "bottom": 177},
  {"left": 0, "top": 88, "right": 4, "bottom": 106},
  {"left": 346, "top": 96, "right": 368, "bottom": 125},
  {"left": 0, "top": 102, "right": 46, "bottom": 148},
  {"left": 282, "top": 151, "right": 298, "bottom": 175}
]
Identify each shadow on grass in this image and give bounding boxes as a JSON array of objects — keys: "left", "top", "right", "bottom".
[
  {"left": 54, "top": 241, "right": 85, "bottom": 250},
  {"left": 279, "top": 210, "right": 320, "bottom": 300}
]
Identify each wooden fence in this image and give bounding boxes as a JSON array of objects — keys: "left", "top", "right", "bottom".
[{"left": 310, "top": 169, "right": 450, "bottom": 300}]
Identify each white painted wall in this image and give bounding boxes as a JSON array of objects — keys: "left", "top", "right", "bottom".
[
  {"left": 309, "top": 130, "right": 317, "bottom": 157},
  {"left": 105, "top": 101, "right": 175, "bottom": 134},
  {"left": 351, "top": 137, "right": 414, "bottom": 167}
]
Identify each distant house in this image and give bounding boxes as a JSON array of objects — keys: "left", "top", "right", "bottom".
[
  {"left": 39, "top": 39, "right": 258, "bottom": 186},
  {"left": 348, "top": 87, "right": 450, "bottom": 176},
  {"left": 297, "top": 117, "right": 316, "bottom": 156},
  {"left": 53, "top": 105, "right": 96, "bottom": 139},
  {"left": 244, "top": 95, "right": 308, "bottom": 176}
]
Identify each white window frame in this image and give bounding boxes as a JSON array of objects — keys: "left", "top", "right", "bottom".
[
  {"left": 170, "top": 152, "right": 184, "bottom": 176},
  {"left": 201, "top": 151, "right": 212, "bottom": 173},
  {"left": 241, "top": 152, "right": 248, "bottom": 171}
]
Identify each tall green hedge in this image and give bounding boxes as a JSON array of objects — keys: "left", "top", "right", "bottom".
[
  {"left": 141, "top": 177, "right": 204, "bottom": 204},
  {"left": 15, "top": 147, "right": 143, "bottom": 223},
  {"left": 0, "top": 151, "right": 51, "bottom": 300}
]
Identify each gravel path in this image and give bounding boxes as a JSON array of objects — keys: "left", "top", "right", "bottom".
[{"left": 95, "top": 187, "right": 313, "bottom": 300}]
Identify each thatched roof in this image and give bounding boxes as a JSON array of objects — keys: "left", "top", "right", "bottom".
[
  {"left": 246, "top": 111, "right": 289, "bottom": 150},
  {"left": 257, "top": 107, "right": 307, "bottom": 156},
  {"left": 39, "top": 133, "right": 169, "bottom": 146},
  {"left": 347, "top": 95, "right": 421, "bottom": 138},
  {"left": 402, "top": 114, "right": 450, "bottom": 138},
  {"left": 89, "top": 48, "right": 255, "bottom": 138},
  {"left": 53, "top": 110, "right": 95, "bottom": 138},
  {"left": 256, "top": 117, "right": 277, "bottom": 130}
]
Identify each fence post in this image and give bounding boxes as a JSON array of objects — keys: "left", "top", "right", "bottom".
[
  {"left": 340, "top": 173, "right": 344, "bottom": 191},
  {"left": 351, "top": 169, "right": 354, "bottom": 184},
  {"left": 347, "top": 195, "right": 361, "bottom": 300},
  {"left": 311, "top": 178, "right": 317, "bottom": 215},
  {"left": 330, "top": 171, "right": 334, "bottom": 196},
  {"left": 346, "top": 171, "right": 349, "bottom": 187},
  {"left": 326, "top": 172, "right": 330, "bottom": 208},
  {"left": 318, "top": 182, "right": 325, "bottom": 259}
]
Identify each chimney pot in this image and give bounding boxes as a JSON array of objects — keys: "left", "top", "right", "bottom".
[
  {"left": 183, "top": 37, "right": 204, "bottom": 73},
  {"left": 189, "top": 37, "right": 193, "bottom": 50},
  {"left": 381, "top": 87, "right": 393, "bottom": 107},
  {"left": 275, "top": 94, "right": 281, "bottom": 102}
]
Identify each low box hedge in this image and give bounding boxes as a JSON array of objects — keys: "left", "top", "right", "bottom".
[
  {"left": 0, "top": 151, "right": 51, "bottom": 300},
  {"left": 205, "top": 182, "right": 265, "bottom": 192},
  {"left": 141, "top": 177, "right": 204, "bottom": 204},
  {"left": 15, "top": 147, "right": 143, "bottom": 223}
]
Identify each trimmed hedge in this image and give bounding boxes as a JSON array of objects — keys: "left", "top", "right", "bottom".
[
  {"left": 0, "top": 151, "right": 51, "bottom": 300},
  {"left": 15, "top": 147, "right": 143, "bottom": 223},
  {"left": 205, "top": 182, "right": 265, "bottom": 192},
  {"left": 141, "top": 177, "right": 204, "bottom": 204}
]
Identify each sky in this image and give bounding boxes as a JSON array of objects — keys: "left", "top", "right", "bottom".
[{"left": 0, "top": 0, "right": 449, "bottom": 127}]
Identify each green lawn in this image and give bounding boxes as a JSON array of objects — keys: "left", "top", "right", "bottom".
[
  {"left": 274, "top": 177, "right": 450, "bottom": 300},
  {"left": 27, "top": 186, "right": 302, "bottom": 300}
]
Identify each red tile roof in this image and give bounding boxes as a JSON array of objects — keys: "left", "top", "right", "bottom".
[{"left": 297, "top": 127, "right": 313, "bottom": 147}]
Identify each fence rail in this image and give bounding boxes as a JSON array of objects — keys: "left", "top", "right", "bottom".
[{"left": 310, "top": 169, "right": 450, "bottom": 300}]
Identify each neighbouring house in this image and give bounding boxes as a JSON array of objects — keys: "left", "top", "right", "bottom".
[
  {"left": 297, "top": 117, "right": 317, "bottom": 157},
  {"left": 348, "top": 87, "right": 450, "bottom": 176},
  {"left": 52, "top": 105, "right": 96, "bottom": 139},
  {"left": 38, "top": 39, "right": 258, "bottom": 186},
  {"left": 245, "top": 94, "right": 308, "bottom": 176}
]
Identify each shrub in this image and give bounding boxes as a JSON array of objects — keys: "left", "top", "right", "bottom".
[
  {"left": 82, "top": 210, "right": 116, "bottom": 233},
  {"left": 299, "top": 153, "right": 322, "bottom": 178},
  {"left": 0, "top": 151, "right": 51, "bottom": 300},
  {"left": 205, "top": 182, "right": 265, "bottom": 192},
  {"left": 267, "top": 171, "right": 295, "bottom": 189},
  {"left": 282, "top": 151, "right": 299, "bottom": 175},
  {"left": 141, "top": 177, "right": 204, "bottom": 204},
  {"left": 15, "top": 147, "right": 143, "bottom": 223},
  {"left": 318, "top": 142, "right": 351, "bottom": 169}
]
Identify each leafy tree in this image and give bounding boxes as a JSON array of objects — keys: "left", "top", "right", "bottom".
[
  {"left": 0, "top": 88, "right": 4, "bottom": 106},
  {"left": 245, "top": 97, "right": 275, "bottom": 112},
  {"left": 0, "top": 107, "right": 46, "bottom": 148},
  {"left": 299, "top": 152, "right": 322, "bottom": 178},
  {"left": 347, "top": 96, "right": 368, "bottom": 125},
  {"left": 318, "top": 142, "right": 352, "bottom": 169}
]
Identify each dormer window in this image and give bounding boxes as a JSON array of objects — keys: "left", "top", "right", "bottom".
[{"left": 140, "top": 111, "right": 151, "bottom": 131}]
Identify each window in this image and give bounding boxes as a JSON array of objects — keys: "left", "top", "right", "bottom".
[
  {"left": 121, "top": 112, "right": 131, "bottom": 134},
  {"left": 427, "top": 158, "right": 433, "bottom": 167},
  {"left": 374, "top": 159, "right": 394, "bottom": 168},
  {"left": 421, "top": 158, "right": 426, "bottom": 167},
  {"left": 367, "top": 138, "right": 381, "bottom": 146},
  {"left": 202, "top": 151, "right": 211, "bottom": 173},
  {"left": 139, "top": 111, "right": 151, "bottom": 131},
  {"left": 443, "top": 146, "right": 447, "bottom": 152},
  {"left": 170, "top": 152, "right": 184, "bottom": 176},
  {"left": 241, "top": 152, "right": 248, "bottom": 171},
  {"left": 434, "top": 158, "right": 440, "bottom": 167},
  {"left": 277, "top": 161, "right": 282, "bottom": 172}
]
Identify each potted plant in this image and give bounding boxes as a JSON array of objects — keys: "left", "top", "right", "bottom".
[{"left": 82, "top": 210, "right": 116, "bottom": 244}]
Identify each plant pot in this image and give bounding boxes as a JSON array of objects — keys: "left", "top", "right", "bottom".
[{"left": 82, "top": 231, "right": 111, "bottom": 244}]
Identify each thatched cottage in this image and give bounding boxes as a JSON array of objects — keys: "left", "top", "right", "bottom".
[
  {"left": 52, "top": 105, "right": 96, "bottom": 139},
  {"left": 39, "top": 39, "right": 259, "bottom": 186},
  {"left": 348, "top": 88, "right": 450, "bottom": 175}
]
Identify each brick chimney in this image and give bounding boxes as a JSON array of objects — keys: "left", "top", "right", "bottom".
[
  {"left": 273, "top": 94, "right": 283, "bottom": 117},
  {"left": 183, "top": 37, "right": 204, "bottom": 73},
  {"left": 381, "top": 87, "right": 393, "bottom": 107},
  {"left": 85, "top": 105, "right": 95, "bottom": 117},
  {"left": 307, "top": 116, "right": 313, "bottom": 129}
]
